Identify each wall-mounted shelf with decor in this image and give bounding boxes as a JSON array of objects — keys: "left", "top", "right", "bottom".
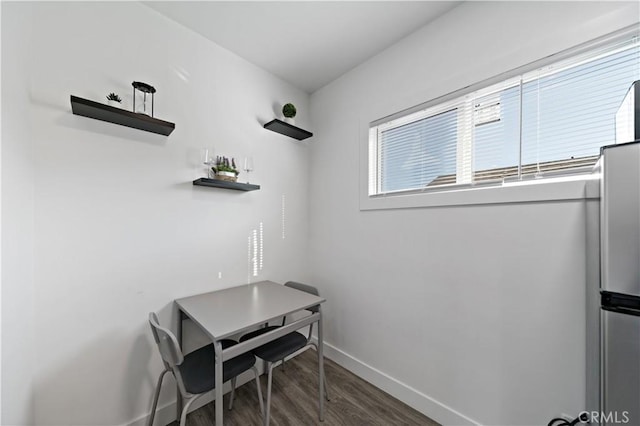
[
  {"left": 263, "top": 119, "right": 312, "bottom": 141},
  {"left": 70, "top": 95, "right": 175, "bottom": 136},
  {"left": 193, "top": 178, "right": 260, "bottom": 192}
]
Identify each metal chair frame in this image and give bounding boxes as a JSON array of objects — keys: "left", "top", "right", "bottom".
[
  {"left": 147, "top": 312, "right": 264, "bottom": 426},
  {"left": 256, "top": 281, "right": 330, "bottom": 426}
]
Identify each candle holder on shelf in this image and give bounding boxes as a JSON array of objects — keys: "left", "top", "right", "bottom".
[{"left": 132, "top": 81, "right": 156, "bottom": 117}]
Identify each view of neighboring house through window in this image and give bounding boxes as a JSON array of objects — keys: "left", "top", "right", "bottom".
[{"left": 369, "top": 35, "right": 640, "bottom": 196}]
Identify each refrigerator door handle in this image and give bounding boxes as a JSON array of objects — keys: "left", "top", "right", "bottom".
[{"left": 601, "top": 290, "right": 640, "bottom": 317}]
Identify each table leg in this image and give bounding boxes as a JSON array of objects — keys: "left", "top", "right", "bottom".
[
  {"left": 318, "top": 308, "right": 325, "bottom": 422},
  {"left": 214, "top": 340, "right": 224, "bottom": 426},
  {"left": 262, "top": 322, "right": 269, "bottom": 375},
  {"left": 176, "top": 310, "right": 184, "bottom": 422}
]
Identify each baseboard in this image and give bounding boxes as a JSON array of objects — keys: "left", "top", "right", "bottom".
[
  {"left": 127, "top": 342, "right": 480, "bottom": 426},
  {"left": 126, "top": 368, "right": 257, "bottom": 426},
  {"left": 315, "top": 339, "right": 481, "bottom": 426}
]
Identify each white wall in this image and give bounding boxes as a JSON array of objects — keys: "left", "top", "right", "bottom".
[
  {"left": 309, "top": 2, "right": 639, "bottom": 425},
  {"left": 2, "top": 2, "right": 311, "bottom": 425},
  {"left": 4, "top": 2, "right": 639, "bottom": 425},
  {"left": 2, "top": 3, "right": 36, "bottom": 425}
]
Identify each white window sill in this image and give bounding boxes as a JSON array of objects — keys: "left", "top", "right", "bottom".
[{"left": 359, "top": 174, "right": 601, "bottom": 211}]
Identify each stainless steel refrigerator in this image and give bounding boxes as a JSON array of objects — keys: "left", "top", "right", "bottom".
[
  {"left": 598, "top": 80, "right": 640, "bottom": 426},
  {"left": 600, "top": 139, "right": 640, "bottom": 426}
]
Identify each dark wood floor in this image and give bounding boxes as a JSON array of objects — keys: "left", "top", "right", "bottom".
[{"left": 169, "top": 349, "right": 439, "bottom": 426}]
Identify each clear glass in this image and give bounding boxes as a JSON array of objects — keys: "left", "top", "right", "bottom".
[
  {"left": 472, "top": 85, "right": 521, "bottom": 182},
  {"left": 521, "top": 46, "right": 639, "bottom": 169},
  {"left": 243, "top": 157, "right": 254, "bottom": 183},
  {"left": 202, "top": 148, "right": 215, "bottom": 178},
  {"left": 134, "top": 91, "right": 152, "bottom": 116},
  {"left": 379, "top": 109, "right": 457, "bottom": 192}
]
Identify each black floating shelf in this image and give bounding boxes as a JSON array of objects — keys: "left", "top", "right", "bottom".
[
  {"left": 264, "top": 119, "right": 312, "bottom": 141},
  {"left": 70, "top": 95, "right": 175, "bottom": 136},
  {"left": 193, "top": 178, "right": 260, "bottom": 192}
]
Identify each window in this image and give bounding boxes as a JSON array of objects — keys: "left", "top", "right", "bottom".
[{"left": 368, "top": 33, "right": 640, "bottom": 197}]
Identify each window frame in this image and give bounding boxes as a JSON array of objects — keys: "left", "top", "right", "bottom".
[
  {"left": 360, "top": 25, "right": 638, "bottom": 210},
  {"left": 372, "top": 98, "right": 461, "bottom": 195}
]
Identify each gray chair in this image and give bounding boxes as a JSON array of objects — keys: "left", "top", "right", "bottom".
[
  {"left": 239, "top": 281, "right": 329, "bottom": 426},
  {"left": 147, "top": 312, "right": 264, "bottom": 426}
]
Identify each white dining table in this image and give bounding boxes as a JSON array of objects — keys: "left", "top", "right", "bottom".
[{"left": 174, "top": 280, "right": 326, "bottom": 425}]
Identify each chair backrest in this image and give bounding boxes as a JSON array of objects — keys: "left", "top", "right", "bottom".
[
  {"left": 148, "top": 312, "right": 184, "bottom": 369},
  {"left": 284, "top": 281, "right": 320, "bottom": 313}
]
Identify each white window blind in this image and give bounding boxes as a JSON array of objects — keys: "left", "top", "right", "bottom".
[
  {"left": 369, "top": 33, "right": 640, "bottom": 196},
  {"left": 472, "top": 79, "right": 521, "bottom": 181},
  {"left": 378, "top": 108, "right": 457, "bottom": 192},
  {"left": 521, "top": 40, "right": 640, "bottom": 172}
]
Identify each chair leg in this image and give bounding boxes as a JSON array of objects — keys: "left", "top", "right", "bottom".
[
  {"left": 228, "top": 377, "right": 237, "bottom": 411},
  {"left": 310, "top": 342, "right": 330, "bottom": 401},
  {"left": 147, "top": 369, "right": 169, "bottom": 426},
  {"left": 323, "top": 371, "right": 330, "bottom": 401},
  {"left": 252, "top": 366, "right": 264, "bottom": 416},
  {"left": 180, "top": 396, "right": 198, "bottom": 426},
  {"left": 264, "top": 363, "right": 275, "bottom": 426}
]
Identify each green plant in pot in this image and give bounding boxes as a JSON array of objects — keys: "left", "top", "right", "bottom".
[
  {"left": 212, "top": 156, "right": 239, "bottom": 182},
  {"left": 282, "top": 103, "right": 297, "bottom": 124},
  {"left": 106, "top": 92, "right": 122, "bottom": 108},
  {"left": 107, "top": 92, "right": 122, "bottom": 108}
]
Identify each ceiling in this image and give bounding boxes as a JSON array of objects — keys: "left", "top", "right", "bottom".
[{"left": 144, "top": 1, "right": 461, "bottom": 94}]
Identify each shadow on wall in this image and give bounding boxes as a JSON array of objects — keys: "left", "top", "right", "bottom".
[
  {"left": 253, "top": 101, "right": 285, "bottom": 127},
  {"left": 61, "top": 111, "right": 170, "bottom": 147},
  {"left": 28, "top": 91, "right": 170, "bottom": 147},
  {"left": 32, "top": 303, "right": 182, "bottom": 425},
  {"left": 123, "top": 329, "right": 158, "bottom": 424},
  {"left": 272, "top": 101, "right": 281, "bottom": 120}
]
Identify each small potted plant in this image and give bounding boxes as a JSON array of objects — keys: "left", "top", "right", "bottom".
[
  {"left": 212, "top": 156, "right": 239, "bottom": 182},
  {"left": 282, "top": 103, "right": 296, "bottom": 125},
  {"left": 106, "top": 92, "right": 122, "bottom": 108}
]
